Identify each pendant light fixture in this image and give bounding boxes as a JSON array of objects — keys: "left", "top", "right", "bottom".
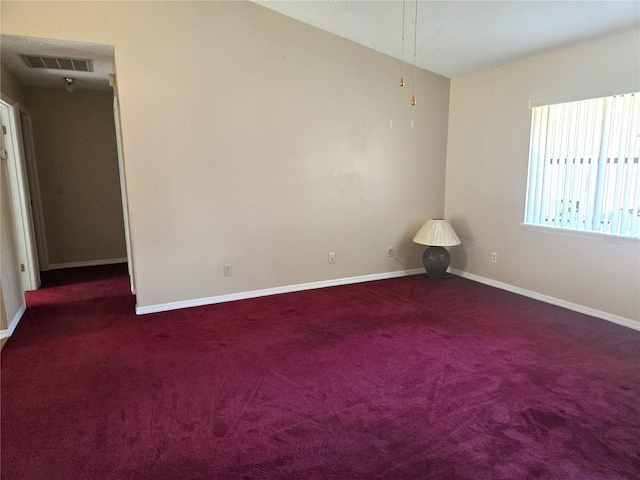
[
  {"left": 400, "top": 0, "right": 406, "bottom": 87},
  {"left": 411, "top": 0, "right": 418, "bottom": 106},
  {"left": 63, "top": 77, "right": 76, "bottom": 93},
  {"left": 400, "top": 1, "right": 419, "bottom": 105}
]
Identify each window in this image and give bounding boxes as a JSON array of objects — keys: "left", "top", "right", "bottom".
[{"left": 524, "top": 92, "right": 640, "bottom": 238}]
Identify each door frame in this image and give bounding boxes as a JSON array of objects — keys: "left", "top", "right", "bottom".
[
  {"left": 17, "top": 105, "right": 49, "bottom": 271},
  {"left": 112, "top": 90, "right": 136, "bottom": 294},
  {"left": 1, "top": 95, "right": 40, "bottom": 291}
]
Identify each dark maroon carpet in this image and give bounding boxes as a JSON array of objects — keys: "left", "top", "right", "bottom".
[{"left": 2, "top": 265, "right": 639, "bottom": 480}]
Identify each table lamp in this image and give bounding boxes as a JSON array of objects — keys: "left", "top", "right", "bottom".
[{"left": 413, "top": 218, "right": 461, "bottom": 279}]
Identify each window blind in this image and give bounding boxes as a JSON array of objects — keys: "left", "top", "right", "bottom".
[{"left": 525, "top": 92, "right": 640, "bottom": 237}]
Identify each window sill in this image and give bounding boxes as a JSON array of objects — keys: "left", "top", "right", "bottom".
[{"left": 520, "top": 223, "right": 640, "bottom": 244}]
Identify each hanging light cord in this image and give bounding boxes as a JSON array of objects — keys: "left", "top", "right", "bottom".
[
  {"left": 412, "top": 0, "right": 418, "bottom": 105},
  {"left": 400, "top": 0, "right": 406, "bottom": 87}
]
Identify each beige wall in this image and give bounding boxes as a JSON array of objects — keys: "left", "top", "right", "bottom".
[
  {"left": 446, "top": 29, "right": 640, "bottom": 324},
  {"left": 1, "top": 1, "right": 451, "bottom": 308},
  {"left": 25, "top": 88, "right": 126, "bottom": 266},
  {"left": 1, "top": 66, "right": 26, "bottom": 341},
  {"left": 1, "top": 64, "right": 26, "bottom": 105}
]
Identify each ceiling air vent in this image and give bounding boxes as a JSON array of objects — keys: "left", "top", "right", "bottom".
[{"left": 21, "top": 55, "right": 93, "bottom": 72}]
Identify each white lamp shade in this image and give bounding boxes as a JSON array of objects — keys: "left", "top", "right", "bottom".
[{"left": 413, "top": 218, "right": 461, "bottom": 246}]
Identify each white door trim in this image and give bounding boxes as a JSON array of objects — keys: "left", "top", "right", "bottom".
[
  {"left": 113, "top": 89, "right": 136, "bottom": 294},
  {"left": 17, "top": 104, "right": 49, "bottom": 271},
  {"left": 1, "top": 95, "right": 40, "bottom": 291}
]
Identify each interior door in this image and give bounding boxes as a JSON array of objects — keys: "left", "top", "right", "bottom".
[{"left": 0, "top": 98, "right": 40, "bottom": 291}]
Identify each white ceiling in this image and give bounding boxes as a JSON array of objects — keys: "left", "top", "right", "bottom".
[
  {"left": 1, "top": 1, "right": 638, "bottom": 92},
  {"left": 0, "top": 35, "right": 114, "bottom": 91},
  {"left": 253, "top": 0, "right": 640, "bottom": 78}
]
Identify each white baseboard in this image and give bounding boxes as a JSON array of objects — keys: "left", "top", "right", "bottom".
[
  {"left": 136, "top": 268, "right": 425, "bottom": 315},
  {"left": 448, "top": 268, "right": 640, "bottom": 332},
  {"left": 48, "top": 258, "right": 128, "bottom": 270},
  {"left": 0, "top": 303, "right": 26, "bottom": 339},
  {"left": 9, "top": 266, "right": 634, "bottom": 334}
]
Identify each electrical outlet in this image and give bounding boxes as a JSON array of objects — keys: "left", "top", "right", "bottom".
[
  {"left": 328, "top": 252, "right": 336, "bottom": 264},
  {"left": 223, "top": 265, "right": 232, "bottom": 276},
  {"left": 387, "top": 247, "right": 394, "bottom": 257},
  {"left": 491, "top": 252, "right": 498, "bottom": 263}
]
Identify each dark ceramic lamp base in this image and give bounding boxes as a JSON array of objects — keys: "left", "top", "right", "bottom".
[{"left": 422, "top": 246, "right": 450, "bottom": 280}]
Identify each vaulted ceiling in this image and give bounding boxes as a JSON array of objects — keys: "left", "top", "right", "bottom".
[
  {"left": 1, "top": 1, "right": 638, "bottom": 92},
  {"left": 253, "top": 1, "right": 640, "bottom": 78}
]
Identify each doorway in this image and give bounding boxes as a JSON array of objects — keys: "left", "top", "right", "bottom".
[
  {"left": 0, "top": 35, "right": 135, "bottom": 344},
  {"left": 23, "top": 87, "right": 129, "bottom": 273}
]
